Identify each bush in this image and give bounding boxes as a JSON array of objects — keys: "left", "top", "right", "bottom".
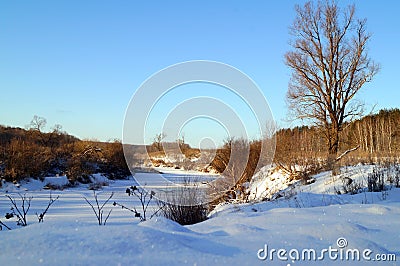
[
  {"left": 158, "top": 201, "right": 207, "bottom": 225},
  {"left": 341, "top": 177, "right": 363, "bottom": 195},
  {"left": 209, "top": 138, "right": 262, "bottom": 205},
  {"left": 387, "top": 164, "right": 400, "bottom": 188},
  {"left": 3, "top": 139, "right": 52, "bottom": 182},
  {"left": 0, "top": 121, "right": 130, "bottom": 184},
  {"left": 157, "top": 177, "right": 208, "bottom": 225},
  {"left": 367, "top": 167, "right": 386, "bottom": 192},
  {"left": 3, "top": 193, "right": 59, "bottom": 227},
  {"left": 395, "top": 165, "right": 400, "bottom": 188}
]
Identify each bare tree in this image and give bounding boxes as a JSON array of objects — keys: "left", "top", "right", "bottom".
[
  {"left": 29, "top": 115, "right": 47, "bottom": 132},
  {"left": 285, "top": 1, "right": 379, "bottom": 173},
  {"left": 52, "top": 124, "right": 63, "bottom": 135},
  {"left": 152, "top": 133, "right": 166, "bottom": 152}
]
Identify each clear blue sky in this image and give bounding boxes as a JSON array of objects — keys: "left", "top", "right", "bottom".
[{"left": 1, "top": 1, "right": 399, "bottom": 146}]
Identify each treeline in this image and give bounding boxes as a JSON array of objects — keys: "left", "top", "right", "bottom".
[
  {"left": 274, "top": 108, "right": 400, "bottom": 175},
  {"left": 1, "top": 109, "right": 399, "bottom": 187},
  {"left": 0, "top": 117, "right": 130, "bottom": 183}
]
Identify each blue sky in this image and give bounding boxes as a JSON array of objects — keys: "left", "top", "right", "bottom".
[{"left": 1, "top": 1, "right": 399, "bottom": 146}]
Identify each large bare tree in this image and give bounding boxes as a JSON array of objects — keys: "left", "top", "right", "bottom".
[{"left": 285, "top": 1, "right": 379, "bottom": 172}]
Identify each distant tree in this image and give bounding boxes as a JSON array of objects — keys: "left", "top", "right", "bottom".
[
  {"left": 152, "top": 133, "right": 166, "bottom": 152},
  {"left": 29, "top": 115, "right": 47, "bottom": 132},
  {"left": 285, "top": 1, "right": 379, "bottom": 173},
  {"left": 51, "top": 124, "right": 63, "bottom": 135}
]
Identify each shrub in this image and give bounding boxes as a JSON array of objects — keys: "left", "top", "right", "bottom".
[
  {"left": 157, "top": 177, "right": 208, "bottom": 225},
  {"left": 388, "top": 164, "right": 400, "bottom": 188},
  {"left": 367, "top": 167, "right": 386, "bottom": 192},
  {"left": 158, "top": 201, "right": 207, "bottom": 225},
  {"left": 209, "top": 138, "right": 262, "bottom": 206},
  {"left": 83, "top": 191, "right": 114, "bottom": 226},
  {"left": 3, "top": 192, "right": 59, "bottom": 227},
  {"left": 395, "top": 165, "right": 400, "bottom": 188},
  {"left": 113, "top": 185, "right": 157, "bottom": 222},
  {"left": 5, "top": 193, "right": 33, "bottom": 226},
  {"left": 342, "top": 177, "right": 363, "bottom": 195}
]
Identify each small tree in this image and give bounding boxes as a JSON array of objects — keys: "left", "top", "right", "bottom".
[{"left": 285, "top": 1, "right": 379, "bottom": 174}]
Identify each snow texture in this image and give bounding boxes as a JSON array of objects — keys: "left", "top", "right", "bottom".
[{"left": 0, "top": 165, "right": 399, "bottom": 265}]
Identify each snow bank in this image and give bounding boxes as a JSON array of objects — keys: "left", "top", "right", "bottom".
[
  {"left": 44, "top": 175, "right": 69, "bottom": 188},
  {"left": 0, "top": 199, "right": 399, "bottom": 265},
  {"left": 90, "top": 173, "right": 109, "bottom": 184},
  {"left": 247, "top": 165, "right": 293, "bottom": 201}
]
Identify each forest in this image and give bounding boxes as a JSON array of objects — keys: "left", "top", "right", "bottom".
[{"left": 274, "top": 108, "right": 400, "bottom": 176}]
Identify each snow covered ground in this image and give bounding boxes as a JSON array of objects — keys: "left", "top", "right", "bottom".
[{"left": 0, "top": 165, "right": 399, "bottom": 265}]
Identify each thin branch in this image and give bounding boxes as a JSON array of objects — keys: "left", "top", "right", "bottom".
[
  {"left": 336, "top": 145, "right": 360, "bottom": 161},
  {"left": 104, "top": 209, "right": 112, "bottom": 225},
  {"left": 36, "top": 192, "right": 60, "bottom": 223},
  {"left": 83, "top": 191, "right": 114, "bottom": 225},
  {"left": 113, "top": 201, "right": 143, "bottom": 220},
  {"left": 0, "top": 220, "right": 11, "bottom": 230}
]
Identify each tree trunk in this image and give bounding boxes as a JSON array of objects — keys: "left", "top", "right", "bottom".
[{"left": 327, "top": 132, "right": 340, "bottom": 175}]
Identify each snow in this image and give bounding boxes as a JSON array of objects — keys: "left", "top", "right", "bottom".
[
  {"left": 44, "top": 175, "right": 69, "bottom": 187},
  {"left": 155, "top": 166, "right": 212, "bottom": 175},
  {"left": 248, "top": 165, "right": 294, "bottom": 200},
  {"left": 0, "top": 166, "right": 399, "bottom": 265},
  {"left": 90, "top": 173, "right": 110, "bottom": 184}
]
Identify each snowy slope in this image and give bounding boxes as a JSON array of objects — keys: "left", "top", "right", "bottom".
[
  {"left": 247, "top": 164, "right": 398, "bottom": 205},
  {"left": 0, "top": 167, "right": 399, "bottom": 265}
]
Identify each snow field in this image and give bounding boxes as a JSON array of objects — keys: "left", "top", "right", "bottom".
[{"left": 0, "top": 165, "right": 399, "bottom": 265}]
